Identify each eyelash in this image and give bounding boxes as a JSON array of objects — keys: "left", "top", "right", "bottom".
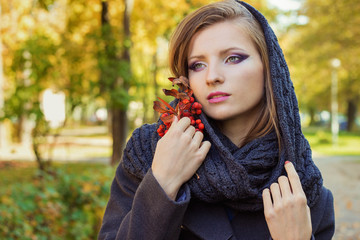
[
  {"left": 189, "top": 62, "right": 206, "bottom": 71},
  {"left": 225, "top": 54, "right": 248, "bottom": 63},
  {"left": 188, "top": 54, "right": 249, "bottom": 72}
]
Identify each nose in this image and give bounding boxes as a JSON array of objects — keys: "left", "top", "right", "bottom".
[{"left": 205, "top": 63, "right": 224, "bottom": 85}]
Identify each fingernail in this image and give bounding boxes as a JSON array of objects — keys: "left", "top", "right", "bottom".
[{"left": 285, "top": 161, "right": 290, "bottom": 165}]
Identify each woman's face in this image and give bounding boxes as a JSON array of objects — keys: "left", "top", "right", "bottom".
[{"left": 187, "top": 20, "right": 264, "bottom": 124}]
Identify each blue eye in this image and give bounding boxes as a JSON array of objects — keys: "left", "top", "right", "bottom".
[
  {"left": 225, "top": 54, "right": 248, "bottom": 64},
  {"left": 189, "top": 62, "right": 206, "bottom": 72}
]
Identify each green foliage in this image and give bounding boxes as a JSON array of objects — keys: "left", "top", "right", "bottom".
[
  {"left": 0, "top": 163, "right": 113, "bottom": 239},
  {"left": 38, "top": 0, "right": 56, "bottom": 11},
  {"left": 4, "top": 34, "right": 56, "bottom": 121},
  {"left": 3, "top": 33, "right": 58, "bottom": 168},
  {"left": 284, "top": 0, "right": 360, "bottom": 117},
  {"left": 303, "top": 127, "right": 360, "bottom": 155}
]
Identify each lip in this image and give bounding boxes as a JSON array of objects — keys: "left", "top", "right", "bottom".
[{"left": 207, "top": 91, "right": 231, "bottom": 103}]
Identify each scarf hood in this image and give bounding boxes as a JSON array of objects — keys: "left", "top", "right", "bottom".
[{"left": 122, "top": 0, "right": 323, "bottom": 211}]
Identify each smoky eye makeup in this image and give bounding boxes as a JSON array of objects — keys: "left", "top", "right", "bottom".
[
  {"left": 225, "top": 54, "right": 249, "bottom": 64},
  {"left": 188, "top": 62, "right": 206, "bottom": 72}
]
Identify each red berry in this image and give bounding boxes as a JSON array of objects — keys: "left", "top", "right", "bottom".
[
  {"left": 198, "top": 123, "right": 204, "bottom": 130},
  {"left": 191, "top": 120, "right": 195, "bottom": 125},
  {"left": 196, "top": 109, "right": 202, "bottom": 115},
  {"left": 182, "top": 99, "right": 190, "bottom": 105},
  {"left": 190, "top": 97, "right": 194, "bottom": 103},
  {"left": 196, "top": 119, "right": 201, "bottom": 124},
  {"left": 197, "top": 103, "right": 202, "bottom": 109},
  {"left": 159, "top": 132, "right": 164, "bottom": 137},
  {"left": 192, "top": 102, "right": 199, "bottom": 109},
  {"left": 182, "top": 111, "right": 190, "bottom": 117}
]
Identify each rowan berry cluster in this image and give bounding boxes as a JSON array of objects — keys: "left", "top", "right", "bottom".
[{"left": 153, "top": 76, "right": 204, "bottom": 137}]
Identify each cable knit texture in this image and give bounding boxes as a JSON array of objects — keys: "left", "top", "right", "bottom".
[{"left": 122, "top": 0, "right": 322, "bottom": 212}]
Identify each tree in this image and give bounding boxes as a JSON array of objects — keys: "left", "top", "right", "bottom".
[
  {"left": 95, "top": 0, "right": 133, "bottom": 166},
  {"left": 284, "top": 0, "right": 360, "bottom": 130}
]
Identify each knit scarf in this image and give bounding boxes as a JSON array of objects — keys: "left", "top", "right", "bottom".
[{"left": 121, "top": 1, "right": 323, "bottom": 212}]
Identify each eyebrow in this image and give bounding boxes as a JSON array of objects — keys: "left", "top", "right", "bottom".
[{"left": 188, "top": 47, "right": 246, "bottom": 61}]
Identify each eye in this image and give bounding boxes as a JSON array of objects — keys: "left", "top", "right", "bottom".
[
  {"left": 225, "top": 54, "right": 248, "bottom": 64},
  {"left": 189, "top": 62, "right": 206, "bottom": 72}
]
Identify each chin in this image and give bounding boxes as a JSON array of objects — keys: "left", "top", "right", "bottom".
[{"left": 204, "top": 110, "right": 234, "bottom": 121}]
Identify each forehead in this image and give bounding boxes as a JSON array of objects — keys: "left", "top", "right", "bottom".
[{"left": 188, "top": 20, "right": 256, "bottom": 56}]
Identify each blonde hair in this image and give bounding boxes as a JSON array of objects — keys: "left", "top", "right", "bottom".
[{"left": 169, "top": 0, "right": 280, "bottom": 147}]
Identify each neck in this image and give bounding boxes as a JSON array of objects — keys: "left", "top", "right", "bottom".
[
  {"left": 217, "top": 118, "right": 251, "bottom": 147},
  {"left": 217, "top": 103, "right": 263, "bottom": 147}
]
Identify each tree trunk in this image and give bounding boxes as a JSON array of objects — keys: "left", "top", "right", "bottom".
[
  {"left": 109, "top": 0, "right": 132, "bottom": 166},
  {"left": 346, "top": 98, "right": 358, "bottom": 132},
  {"left": 152, "top": 51, "right": 159, "bottom": 123},
  {"left": 110, "top": 108, "right": 127, "bottom": 166},
  {"left": 308, "top": 106, "right": 316, "bottom": 126}
]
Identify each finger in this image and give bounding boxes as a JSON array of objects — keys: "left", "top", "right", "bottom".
[
  {"left": 270, "top": 183, "right": 282, "bottom": 205},
  {"left": 175, "top": 117, "right": 191, "bottom": 132},
  {"left": 184, "top": 124, "right": 196, "bottom": 137},
  {"left": 262, "top": 188, "right": 273, "bottom": 211},
  {"left": 167, "top": 115, "right": 178, "bottom": 130},
  {"left": 192, "top": 131, "right": 204, "bottom": 146},
  {"left": 198, "top": 141, "right": 211, "bottom": 158},
  {"left": 278, "top": 176, "right": 292, "bottom": 197},
  {"left": 285, "top": 161, "right": 304, "bottom": 194}
]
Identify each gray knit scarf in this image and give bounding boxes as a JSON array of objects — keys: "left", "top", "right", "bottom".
[{"left": 121, "top": 1, "right": 322, "bottom": 212}]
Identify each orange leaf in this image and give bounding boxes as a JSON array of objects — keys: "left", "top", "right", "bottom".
[
  {"left": 186, "top": 89, "right": 193, "bottom": 97},
  {"left": 177, "top": 92, "right": 190, "bottom": 100},
  {"left": 172, "top": 76, "right": 190, "bottom": 91},
  {"left": 153, "top": 101, "right": 169, "bottom": 113},
  {"left": 175, "top": 103, "right": 179, "bottom": 113},
  {"left": 163, "top": 89, "right": 179, "bottom": 98},
  {"left": 161, "top": 114, "right": 175, "bottom": 124},
  {"left": 157, "top": 97, "right": 176, "bottom": 113},
  {"left": 178, "top": 101, "right": 191, "bottom": 111}
]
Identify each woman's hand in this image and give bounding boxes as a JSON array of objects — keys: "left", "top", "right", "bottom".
[
  {"left": 152, "top": 117, "right": 211, "bottom": 200},
  {"left": 262, "top": 161, "right": 312, "bottom": 240}
]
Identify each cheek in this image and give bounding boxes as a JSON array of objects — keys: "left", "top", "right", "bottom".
[
  {"left": 245, "top": 63, "right": 264, "bottom": 92},
  {"left": 189, "top": 77, "right": 202, "bottom": 95}
]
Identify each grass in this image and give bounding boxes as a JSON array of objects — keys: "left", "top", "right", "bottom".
[
  {"left": 0, "top": 161, "right": 115, "bottom": 190},
  {"left": 302, "top": 127, "right": 360, "bottom": 156}
]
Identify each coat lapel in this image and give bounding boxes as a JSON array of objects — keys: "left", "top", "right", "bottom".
[{"left": 182, "top": 200, "right": 236, "bottom": 240}]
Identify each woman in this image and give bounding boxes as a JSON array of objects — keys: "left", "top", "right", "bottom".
[{"left": 98, "top": 1, "right": 335, "bottom": 239}]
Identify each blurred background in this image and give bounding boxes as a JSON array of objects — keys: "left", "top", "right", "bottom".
[{"left": 0, "top": 0, "right": 359, "bottom": 239}]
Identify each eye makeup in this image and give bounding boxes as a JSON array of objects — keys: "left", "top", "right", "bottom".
[
  {"left": 188, "top": 62, "right": 206, "bottom": 72},
  {"left": 225, "top": 54, "right": 249, "bottom": 64}
]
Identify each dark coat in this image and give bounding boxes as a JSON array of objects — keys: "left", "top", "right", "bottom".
[{"left": 98, "top": 164, "right": 334, "bottom": 240}]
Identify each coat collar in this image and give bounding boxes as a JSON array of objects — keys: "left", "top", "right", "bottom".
[{"left": 182, "top": 200, "right": 236, "bottom": 240}]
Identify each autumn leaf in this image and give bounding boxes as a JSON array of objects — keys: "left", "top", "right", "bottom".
[
  {"left": 163, "top": 89, "right": 179, "bottom": 97},
  {"left": 178, "top": 101, "right": 190, "bottom": 111},
  {"left": 153, "top": 101, "right": 170, "bottom": 113},
  {"left": 161, "top": 114, "right": 175, "bottom": 124},
  {"left": 172, "top": 76, "right": 190, "bottom": 91},
  {"left": 157, "top": 97, "right": 176, "bottom": 114}
]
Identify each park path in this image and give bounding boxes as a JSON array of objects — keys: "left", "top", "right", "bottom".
[{"left": 313, "top": 154, "right": 360, "bottom": 240}]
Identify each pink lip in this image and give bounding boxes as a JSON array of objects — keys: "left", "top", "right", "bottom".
[{"left": 207, "top": 91, "right": 231, "bottom": 103}]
